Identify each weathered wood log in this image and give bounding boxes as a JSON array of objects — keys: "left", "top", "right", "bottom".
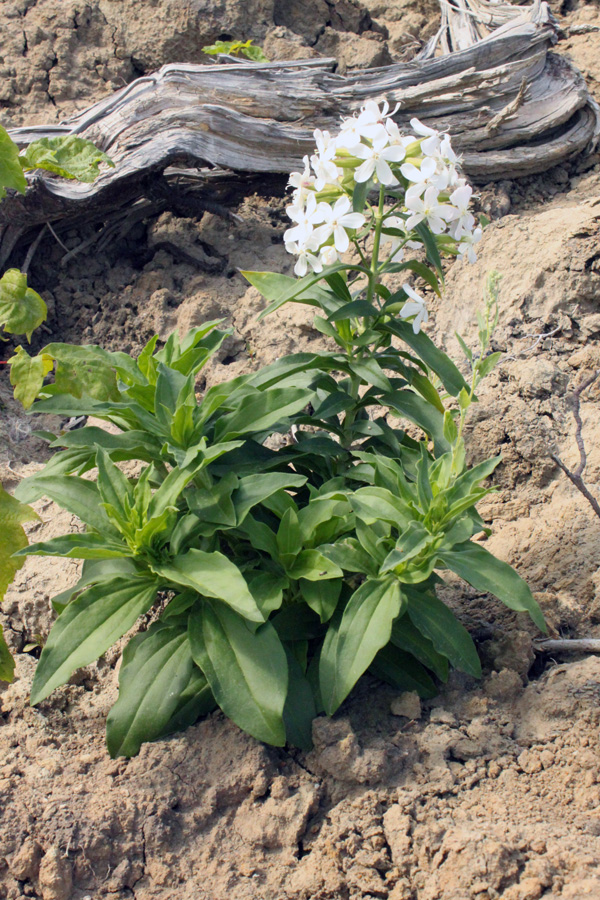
[{"left": 1, "top": 0, "right": 598, "bottom": 249}]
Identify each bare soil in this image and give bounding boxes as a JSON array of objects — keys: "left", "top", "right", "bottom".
[{"left": 2, "top": 2, "right": 600, "bottom": 899}]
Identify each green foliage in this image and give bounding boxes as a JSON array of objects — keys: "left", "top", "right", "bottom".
[
  {"left": 0, "top": 125, "right": 113, "bottom": 339},
  {"left": 4, "top": 141, "right": 543, "bottom": 755},
  {"left": 8, "top": 302, "right": 545, "bottom": 755},
  {"left": 0, "top": 123, "right": 115, "bottom": 680},
  {"left": 0, "top": 483, "right": 39, "bottom": 682},
  {"left": 0, "top": 270, "right": 47, "bottom": 342},
  {"left": 0, "top": 125, "right": 27, "bottom": 199},
  {"left": 19, "top": 135, "right": 115, "bottom": 182},
  {"left": 202, "top": 39, "right": 269, "bottom": 62}
]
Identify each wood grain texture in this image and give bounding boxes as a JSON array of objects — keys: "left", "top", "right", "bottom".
[{"left": 2, "top": 0, "right": 599, "bottom": 241}]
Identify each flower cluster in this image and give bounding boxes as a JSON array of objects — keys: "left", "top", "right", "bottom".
[{"left": 284, "top": 101, "right": 483, "bottom": 332}]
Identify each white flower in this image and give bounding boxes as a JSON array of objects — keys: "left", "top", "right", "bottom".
[
  {"left": 285, "top": 233, "right": 323, "bottom": 277},
  {"left": 457, "top": 226, "right": 483, "bottom": 264},
  {"left": 355, "top": 100, "right": 397, "bottom": 142},
  {"left": 311, "top": 128, "right": 341, "bottom": 190},
  {"left": 401, "top": 156, "right": 448, "bottom": 194},
  {"left": 288, "top": 155, "right": 316, "bottom": 206},
  {"left": 337, "top": 116, "right": 365, "bottom": 151},
  {"left": 438, "top": 136, "right": 461, "bottom": 183},
  {"left": 380, "top": 215, "right": 405, "bottom": 262},
  {"left": 447, "top": 183, "right": 475, "bottom": 238},
  {"left": 312, "top": 195, "right": 365, "bottom": 253},
  {"left": 400, "top": 283, "right": 428, "bottom": 334},
  {"left": 320, "top": 245, "right": 339, "bottom": 266},
  {"left": 285, "top": 192, "right": 327, "bottom": 243},
  {"left": 385, "top": 118, "right": 414, "bottom": 149},
  {"left": 410, "top": 117, "right": 441, "bottom": 156},
  {"left": 405, "top": 185, "right": 452, "bottom": 235},
  {"left": 354, "top": 134, "right": 406, "bottom": 186}
]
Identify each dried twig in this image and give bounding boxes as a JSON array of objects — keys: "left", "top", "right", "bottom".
[
  {"left": 46, "top": 220, "right": 70, "bottom": 254},
  {"left": 520, "top": 324, "right": 562, "bottom": 355},
  {"left": 534, "top": 638, "right": 600, "bottom": 653},
  {"left": 551, "top": 370, "right": 600, "bottom": 519},
  {"left": 20, "top": 224, "right": 47, "bottom": 274}
]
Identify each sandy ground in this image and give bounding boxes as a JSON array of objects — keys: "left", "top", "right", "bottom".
[{"left": 2, "top": 1, "right": 600, "bottom": 898}]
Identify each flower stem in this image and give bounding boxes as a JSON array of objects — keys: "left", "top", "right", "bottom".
[{"left": 366, "top": 186, "right": 386, "bottom": 308}]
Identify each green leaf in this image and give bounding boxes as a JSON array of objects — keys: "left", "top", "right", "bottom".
[
  {"left": 369, "top": 644, "right": 437, "bottom": 698},
  {"left": 188, "top": 602, "right": 288, "bottom": 745},
  {"left": 0, "top": 124, "right": 27, "bottom": 198},
  {"left": 349, "top": 357, "right": 392, "bottom": 392},
  {"left": 49, "top": 558, "right": 138, "bottom": 614},
  {"left": 0, "top": 483, "right": 40, "bottom": 603},
  {"left": 276, "top": 506, "right": 302, "bottom": 561},
  {"left": 438, "top": 541, "right": 546, "bottom": 632},
  {"left": 406, "top": 589, "right": 481, "bottom": 677},
  {"left": 384, "top": 320, "right": 468, "bottom": 396},
  {"left": 154, "top": 549, "right": 264, "bottom": 623},
  {"left": 477, "top": 351, "right": 503, "bottom": 379},
  {"left": 21, "top": 532, "right": 130, "bottom": 560},
  {"left": 456, "top": 332, "right": 473, "bottom": 363},
  {"left": 319, "top": 577, "right": 405, "bottom": 714},
  {"left": 14, "top": 475, "right": 119, "bottom": 536},
  {"left": 443, "top": 410, "right": 458, "bottom": 445},
  {"left": 352, "top": 179, "right": 369, "bottom": 213},
  {"left": 287, "top": 549, "right": 343, "bottom": 581},
  {"left": 49, "top": 344, "right": 120, "bottom": 401},
  {"left": 391, "top": 615, "right": 449, "bottom": 682},
  {"left": 201, "top": 39, "right": 269, "bottom": 61},
  {"left": 51, "top": 426, "right": 162, "bottom": 464},
  {"left": 106, "top": 621, "right": 213, "bottom": 757},
  {"left": 9, "top": 346, "right": 53, "bottom": 408},
  {"left": 297, "top": 495, "right": 350, "bottom": 545},
  {"left": 19, "top": 135, "right": 114, "bottom": 182},
  {"left": 415, "top": 221, "right": 444, "bottom": 277},
  {"left": 240, "top": 43, "right": 270, "bottom": 62},
  {"left": 318, "top": 539, "right": 379, "bottom": 576},
  {"left": 247, "top": 571, "right": 286, "bottom": 618},
  {"left": 412, "top": 371, "right": 445, "bottom": 413},
  {"left": 30, "top": 576, "right": 158, "bottom": 704},
  {"left": 299, "top": 578, "right": 342, "bottom": 623},
  {"left": 328, "top": 300, "right": 379, "bottom": 321},
  {"left": 0, "top": 624, "right": 15, "bottom": 683},
  {"left": 349, "top": 486, "right": 413, "bottom": 531},
  {"left": 324, "top": 272, "right": 352, "bottom": 303},
  {"left": 380, "top": 521, "right": 435, "bottom": 574},
  {"left": 443, "top": 455, "right": 502, "bottom": 509},
  {"left": 380, "top": 388, "right": 449, "bottom": 453},
  {"left": 0, "top": 269, "right": 47, "bottom": 341},
  {"left": 272, "top": 605, "right": 324, "bottom": 641},
  {"left": 384, "top": 260, "right": 441, "bottom": 298},
  {"left": 244, "top": 264, "right": 367, "bottom": 319},
  {"left": 233, "top": 473, "right": 307, "bottom": 524},
  {"left": 96, "top": 449, "right": 131, "bottom": 524},
  {"left": 283, "top": 647, "right": 316, "bottom": 749},
  {"left": 214, "top": 387, "right": 313, "bottom": 441}
]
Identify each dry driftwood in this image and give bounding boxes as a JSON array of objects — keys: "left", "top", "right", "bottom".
[{"left": 1, "top": 0, "right": 599, "bottom": 255}]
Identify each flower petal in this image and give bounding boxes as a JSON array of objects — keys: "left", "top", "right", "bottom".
[
  {"left": 334, "top": 224, "right": 350, "bottom": 253},
  {"left": 355, "top": 158, "right": 375, "bottom": 183}
]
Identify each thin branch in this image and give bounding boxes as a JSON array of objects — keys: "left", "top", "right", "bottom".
[
  {"left": 20, "top": 224, "right": 47, "bottom": 274},
  {"left": 46, "top": 220, "right": 70, "bottom": 253},
  {"left": 534, "top": 638, "right": 600, "bottom": 653},
  {"left": 551, "top": 370, "right": 600, "bottom": 519}
]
